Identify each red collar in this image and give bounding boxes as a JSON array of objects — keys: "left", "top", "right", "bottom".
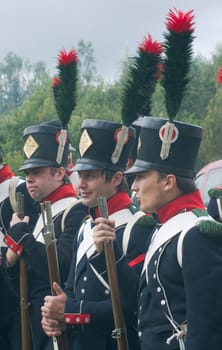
[
  {"left": 157, "top": 190, "right": 205, "bottom": 224},
  {"left": 95, "top": 192, "right": 131, "bottom": 218},
  {"left": 0, "top": 164, "right": 14, "bottom": 184},
  {"left": 66, "top": 163, "right": 74, "bottom": 177},
  {"left": 43, "top": 183, "right": 77, "bottom": 204}
]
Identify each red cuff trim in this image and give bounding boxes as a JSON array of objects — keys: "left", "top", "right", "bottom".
[
  {"left": 128, "top": 253, "right": 146, "bottom": 268},
  {"left": 4, "top": 234, "right": 23, "bottom": 256},
  {"left": 64, "top": 313, "right": 91, "bottom": 325}
]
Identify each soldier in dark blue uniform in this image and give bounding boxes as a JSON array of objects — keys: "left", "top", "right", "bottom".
[
  {"left": 123, "top": 8, "right": 222, "bottom": 348},
  {"left": 124, "top": 116, "right": 222, "bottom": 350},
  {"left": 94, "top": 7, "right": 222, "bottom": 348},
  {"left": 2, "top": 121, "right": 87, "bottom": 350},
  {"left": 41, "top": 119, "right": 156, "bottom": 350},
  {"left": 0, "top": 153, "right": 38, "bottom": 350},
  {"left": 207, "top": 186, "right": 222, "bottom": 222}
]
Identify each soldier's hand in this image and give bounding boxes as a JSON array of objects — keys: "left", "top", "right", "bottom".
[
  {"left": 41, "top": 282, "right": 67, "bottom": 322},
  {"left": 41, "top": 316, "right": 63, "bottom": 337},
  {"left": 6, "top": 248, "right": 19, "bottom": 267},
  {"left": 10, "top": 213, "right": 29, "bottom": 227},
  {"left": 93, "top": 217, "right": 116, "bottom": 252}
]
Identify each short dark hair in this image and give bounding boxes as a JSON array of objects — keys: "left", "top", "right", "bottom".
[
  {"left": 101, "top": 169, "right": 129, "bottom": 193},
  {"left": 176, "top": 176, "right": 197, "bottom": 194},
  {"left": 159, "top": 171, "right": 197, "bottom": 194},
  {"left": 49, "top": 167, "right": 71, "bottom": 185}
]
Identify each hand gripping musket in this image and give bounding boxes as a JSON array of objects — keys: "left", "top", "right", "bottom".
[
  {"left": 16, "top": 192, "right": 31, "bottom": 350},
  {"left": 97, "top": 196, "right": 129, "bottom": 350},
  {"left": 40, "top": 201, "right": 68, "bottom": 350}
]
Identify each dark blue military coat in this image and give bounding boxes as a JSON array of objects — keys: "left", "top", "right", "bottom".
[
  {"left": 4, "top": 193, "right": 87, "bottom": 350},
  {"left": 0, "top": 179, "right": 38, "bottom": 350},
  {"left": 137, "top": 192, "right": 222, "bottom": 350},
  {"left": 63, "top": 194, "right": 156, "bottom": 350}
]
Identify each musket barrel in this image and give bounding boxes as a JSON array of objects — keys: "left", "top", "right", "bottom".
[
  {"left": 41, "top": 201, "right": 68, "bottom": 350},
  {"left": 16, "top": 192, "right": 24, "bottom": 219},
  {"left": 97, "top": 196, "right": 129, "bottom": 350}
]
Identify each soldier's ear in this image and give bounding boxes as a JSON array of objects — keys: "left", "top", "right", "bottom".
[
  {"left": 56, "top": 167, "right": 66, "bottom": 180},
  {"left": 111, "top": 171, "right": 123, "bottom": 188},
  {"left": 164, "top": 174, "right": 176, "bottom": 190}
]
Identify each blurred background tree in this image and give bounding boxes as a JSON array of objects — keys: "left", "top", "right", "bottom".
[{"left": 1, "top": 42, "right": 222, "bottom": 173}]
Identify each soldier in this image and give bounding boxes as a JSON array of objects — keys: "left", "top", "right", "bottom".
[
  {"left": 123, "top": 116, "right": 222, "bottom": 349},
  {"left": 0, "top": 152, "right": 38, "bottom": 350},
  {"left": 3, "top": 120, "right": 87, "bottom": 350},
  {"left": 121, "top": 6, "right": 222, "bottom": 348},
  {"left": 207, "top": 186, "right": 222, "bottom": 222},
  {"left": 41, "top": 119, "right": 156, "bottom": 350},
  {"left": 66, "top": 143, "right": 80, "bottom": 195}
]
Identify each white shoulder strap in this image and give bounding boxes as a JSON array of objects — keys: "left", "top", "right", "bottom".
[
  {"left": 142, "top": 211, "right": 199, "bottom": 277},
  {"left": 0, "top": 176, "right": 22, "bottom": 248},
  {"left": 77, "top": 208, "right": 134, "bottom": 265},
  {"left": 177, "top": 215, "right": 214, "bottom": 267},
  {"left": 109, "top": 208, "right": 133, "bottom": 228},
  {"left": 60, "top": 198, "right": 81, "bottom": 232},
  {"left": 33, "top": 197, "right": 78, "bottom": 242},
  {"left": 76, "top": 208, "right": 135, "bottom": 290},
  {"left": 122, "top": 210, "right": 145, "bottom": 255},
  {"left": 0, "top": 179, "right": 11, "bottom": 203},
  {"left": 8, "top": 176, "right": 23, "bottom": 212}
]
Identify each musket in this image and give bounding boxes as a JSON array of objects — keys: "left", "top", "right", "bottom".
[
  {"left": 16, "top": 192, "right": 31, "bottom": 350},
  {"left": 40, "top": 201, "right": 68, "bottom": 350},
  {"left": 217, "top": 196, "right": 222, "bottom": 222},
  {"left": 97, "top": 196, "right": 129, "bottom": 350}
]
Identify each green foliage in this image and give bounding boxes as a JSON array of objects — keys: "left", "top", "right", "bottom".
[
  {"left": 0, "top": 52, "right": 48, "bottom": 115},
  {"left": 76, "top": 82, "right": 121, "bottom": 122},
  {"left": 0, "top": 77, "right": 55, "bottom": 173},
  {"left": 0, "top": 72, "right": 122, "bottom": 171},
  {"left": 2, "top": 44, "right": 222, "bottom": 174},
  {"left": 180, "top": 56, "right": 217, "bottom": 123},
  {"left": 152, "top": 84, "right": 167, "bottom": 118},
  {"left": 77, "top": 40, "right": 99, "bottom": 86},
  {"left": 6, "top": 150, "right": 23, "bottom": 173},
  {"left": 197, "top": 89, "right": 222, "bottom": 168}
]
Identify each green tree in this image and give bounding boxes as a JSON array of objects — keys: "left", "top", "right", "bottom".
[
  {"left": 197, "top": 87, "right": 222, "bottom": 168},
  {"left": 0, "top": 52, "right": 48, "bottom": 115},
  {"left": 0, "top": 77, "right": 54, "bottom": 173},
  {"left": 77, "top": 40, "right": 99, "bottom": 86},
  {"left": 2, "top": 42, "right": 222, "bottom": 173},
  {"left": 180, "top": 55, "right": 216, "bottom": 123}
]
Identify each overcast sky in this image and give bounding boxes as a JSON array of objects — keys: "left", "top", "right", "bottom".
[{"left": 1, "top": 0, "right": 222, "bottom": 81}]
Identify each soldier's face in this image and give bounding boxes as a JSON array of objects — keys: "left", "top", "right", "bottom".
[
  {"left": 25, "top": 167, "right": 64, "bottom": 202},
  {"left": 131, "top": 169, "right": 169, "bottom": 213},
  {"left": 78, "top": 170, "right": 118, "bottom": 208}
]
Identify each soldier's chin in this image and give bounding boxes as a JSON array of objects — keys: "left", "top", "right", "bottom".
[
  {"left": 140, "top": 204, "right": 145, "bottom": 212},
  {"left": 140, "top": 203, "right": 151, "bottom": 214},
  {"left": 81, "top": 197, "right": 97, "bottom": 208}
]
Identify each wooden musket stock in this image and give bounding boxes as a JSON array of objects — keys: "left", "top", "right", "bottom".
[
  {"left": 40, "top": 201, "right": 68, "bottom": 350},
  {"left": 97, "top": 196, "right": 129, "bottom": 350},
  {"left": 16, "top": 192, "right": 31, "bottom": 350}
]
